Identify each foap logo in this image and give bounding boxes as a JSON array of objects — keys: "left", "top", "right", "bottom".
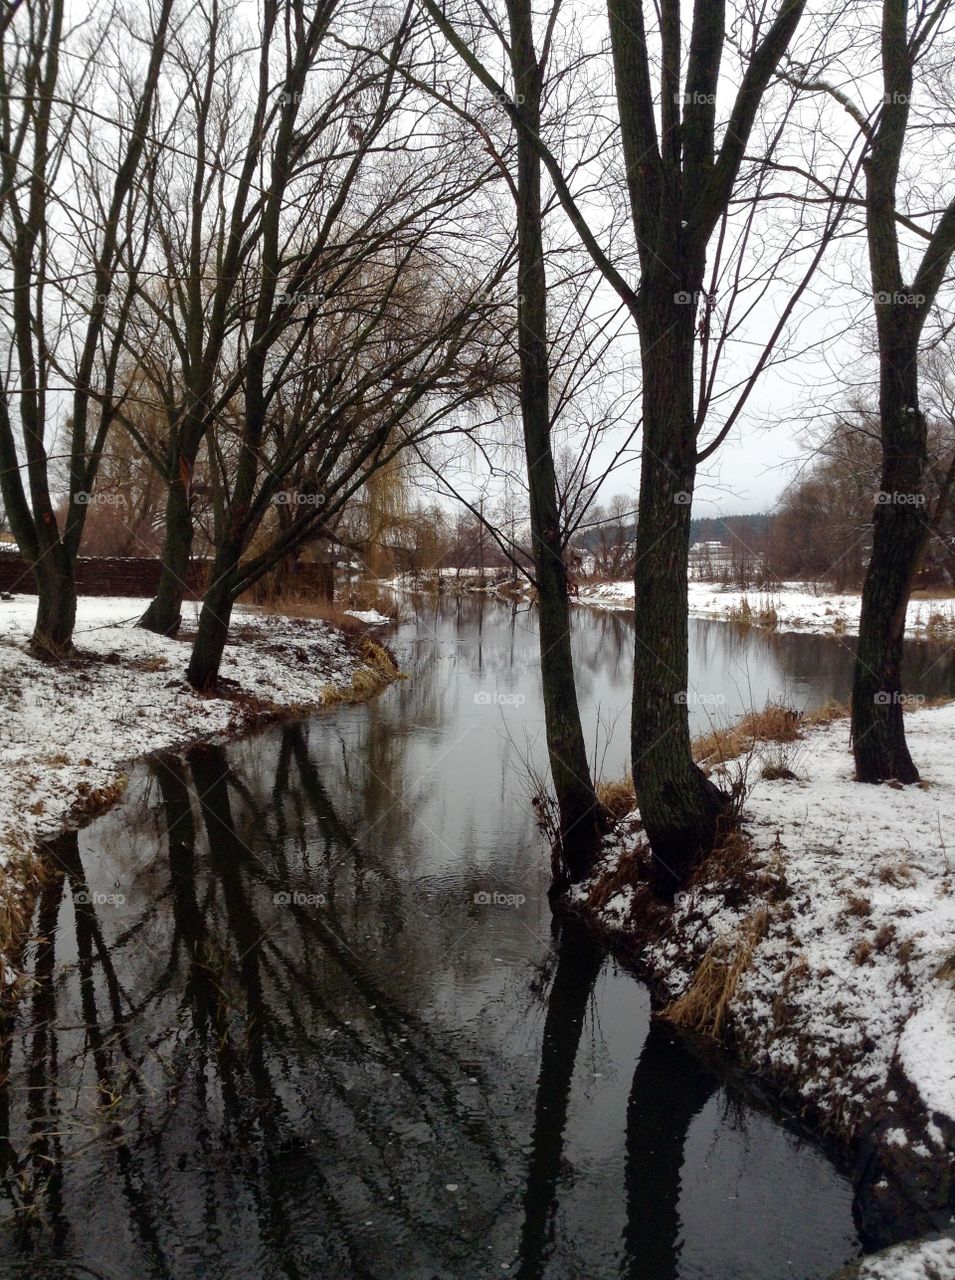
[
  {"left": 875, "top": 490, "right": 925, "bottom": 506},
  {"left": 673, "top": 91, "right": 716, "bottom": 105},
  {"left": 275, "top": 289, "right": 324, "bottom": 309},
  {"left": 473, "top": 890, "right": 526, "bottom": 908},
  {"left": 874, "top": 290, "right": 925, "bottom": 306},
  {"left": 73, "top": 889, "right": 126, "bottom": 906},
  {"left": 673, "top": 289, "right": 716, "bottom": 307},
  {"left": 73, "top": 491, "right": 127, "bottom": 507},
  {"left": 274, "top": 491, "right": 326, "bottom": 507},
  {"left": 873, "top": 691, "right": 924, "bottom": 707},
  {"left": 674, "top": 690, "right": 726, "bottom": 707},
  {"left": 673, "top": 491, "right": 692, "bottom": 505},
  {"left": 473, "top": 690, "right": 526, "bottom": 707},
  {"left": 490, "top": 87, "right": 525, "bottom": 108},
  {"left": 274, "top": 889, "right": 326, "bottom": 906}
]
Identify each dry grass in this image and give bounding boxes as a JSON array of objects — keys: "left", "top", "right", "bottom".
[
  {"left": 878, "top": 861, "right": 916, "bottom": 887},
  {"left": 725, "top": 597, "right": 779, "bottom": 629},
  {"left": 249, "top": 583, "right": 399, "bottom": 628},
  {"left": 660, "top": 906, "right": 769, "bottom": 1038},
  {"left": 687, "top": 824, "right": 755, "bottom": 893},
  {"left": 693, "top": 701, "right": 802, "bottom": 770},
  {"left": 128, "top": 653, "right": 171, "bottom": 673},
  {"left": 70, "top": 774, "right": 129, "bottom": 822},
  {"left": 250, "top": 594, "right": 368, "bottom": 630},
  {"left": 337, "top": 580, "right": 401, "bottom": 616},
  {"left": 596, "top": 772, "right": 636, "bottom": 820},
  {"left": 842, "top": 892, "right": 872, "bottom": 918},
  {"left": 321, "top": 636, "right": 402, "bottom": 706},
  {"left": 0, "top": 846, "right": 56, "bottom": 997},
  {"left": 803, "top": 698, "right": 849, "bottom": 727},
  {"left": 584, "top": 846, "right": 648, "bottom": 915}
]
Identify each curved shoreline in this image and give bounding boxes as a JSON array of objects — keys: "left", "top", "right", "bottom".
[
  {"left": 563, "top": 703, "right": 955, "bottom": 1256},
  {"left": 0, "top": 597, "right": 400, "bottom": 991}
]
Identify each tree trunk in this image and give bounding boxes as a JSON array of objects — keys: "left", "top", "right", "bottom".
[
  {"left": 510, "top": 0, "right": 603, "bottom": 884},
  {"left": 632, "top": 290, "right": 728, "bottom": 895},
  {"left": 30, "top": 547, "right": 77, "bottom": 659},
  {"left": 140, "top": 473, "right": 194, "bottom": 636},
  {"left": 851, "top": 326, "right": 925, "bottom": 783},
  {"left": 186, "top": 574, "right": 235, "bottom": 691}
]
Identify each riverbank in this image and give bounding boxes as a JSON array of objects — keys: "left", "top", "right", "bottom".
[
  {"left": 570, "top": 702, "right": 955, "bottom": 1251},
  {"left": 0, "top": 595, "right": 398, "bottom": 979},
  {"left": 578, "top": 579, "right": 955, "bottom": 637}
]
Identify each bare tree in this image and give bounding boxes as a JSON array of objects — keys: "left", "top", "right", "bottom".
[
  {"left": 424, "top": 0, "right": 851, "bottom": 891},
  {"left": 848, "top": 0, "right": 955, "bottom": 782},
  {"left": 0, "top": 0, "right": 174, "bottom": 654},
  {"left": 179, "top": 55, "right": 514, "bottom": 688}
]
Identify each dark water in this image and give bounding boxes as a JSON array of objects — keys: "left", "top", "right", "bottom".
[{"left": 2, "top": 597, "right": 951, "bottom": 1279}]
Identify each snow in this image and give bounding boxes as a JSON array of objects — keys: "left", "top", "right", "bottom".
[
  {"left": 345, "top": 608, "right": 392, "bottom": 625},
  {"left": 898, "top": 990, "right": 955, "bottom": 1122},
  {"left": 574, "top": 701, "right": 955, "bottom": 1145},
  {"left": 851, "top": 1234, "right": 955, "bottom": 1279},
  {"left": 0, "top": 594, "right": 371, "bottom": 868},
  {"left": 577, "top": 579, "right": 955, "bottom": 638}
]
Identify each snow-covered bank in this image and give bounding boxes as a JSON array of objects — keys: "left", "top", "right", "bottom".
[
  {"left": 571, "top": 702, "right": 955, "bottom": 1247},
  {"left": 0, "top": 596, "right": 397, "bottom": 924},
  {"left": 830, "top": 1231, "right": 955, "bottom": 1279},
  {"left": 578, "top": 579, "right": 955, "bottom": 637}
]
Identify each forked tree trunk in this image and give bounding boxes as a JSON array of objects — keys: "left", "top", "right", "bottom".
[
  {"left": 632, "top": 286, "right": 729, "bottom": 894},
  {"left": 852, "top": 325, "right": 925, "bottom": 783}
]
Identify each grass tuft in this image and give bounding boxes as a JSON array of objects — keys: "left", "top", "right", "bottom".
[
  {"left": 596, "top": 772, "right": 636, "bottom": 820},
  {"left": 660, "top": 906, "right": 769, "bottom": 1038}
]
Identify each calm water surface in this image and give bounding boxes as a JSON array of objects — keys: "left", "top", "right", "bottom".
[{"left": 3, "top": 597, "right": 952, "bottom": 1279}]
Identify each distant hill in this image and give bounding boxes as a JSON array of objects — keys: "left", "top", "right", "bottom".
[
  {"left": 689, "top": 513, "right": 773, "bottom": 548},
  {"left": 574, "top": 512, "right": 773, "bottom": 553}
]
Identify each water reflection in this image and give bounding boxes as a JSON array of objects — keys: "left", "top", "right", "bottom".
[{"left": 0, "top": 597, "right": 874, "bottom": 1278}]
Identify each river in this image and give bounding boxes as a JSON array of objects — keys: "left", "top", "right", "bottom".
[{"left": 2, "top": 596, "right": 952, "bottom": 1278}]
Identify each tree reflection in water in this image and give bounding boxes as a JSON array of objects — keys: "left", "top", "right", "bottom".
[
  {"left": 0, "top": 731, "right": 519, "bottom": 1278},
  {"left": 0, "top": 615, "right": 861, "bottom": 1279}
]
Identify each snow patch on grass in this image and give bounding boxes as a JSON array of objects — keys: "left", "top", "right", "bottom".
[
  {"left": 850, "top": 1233, "right": 955, "bottom": 1279},
  {"left": 0, "top": 595, "right": 375, "bottom": 870},
  {"left": 575, "top": 702, "right": 955, "bottom": 1147},
  {"left": 578, "top": 579, "right": 955, "bottom": 638}
]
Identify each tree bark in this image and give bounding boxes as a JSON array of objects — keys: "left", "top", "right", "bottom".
[
  {"left": 30, "top": 542, "right": 78, "bottom": 659},
  {"left": 186, "top": 571, "right": 236, "bottom": 691},
  {"left": 632, "top": 283, "right": 729, "bottom": 893},
  {"left": 509, "top": 0, "right": 603, "bottom": 884},
  {"left": 848, "top": 0, "right": 955, "bottom": 783},
  {"left": 140, "top": 471, "right": 195, "bottom": 635},
  {"left": 852, "top": 323, "right": 925, "bottom": 782}
]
